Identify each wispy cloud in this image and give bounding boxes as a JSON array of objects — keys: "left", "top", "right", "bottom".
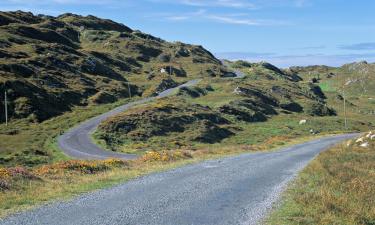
[
  {"left": 339, "top": 42, "right": 375, "bottom": 51},
  {"left": 206, "top": 15, "right": 287, "bottom": 25},
  {"left": 160, "top": 9, "right": 290, "bottom": 26},
  {"left": 216, "top": 52, "right": 276, "bottom": 58},
  {"left": 216, "top": 51, "right": 375, "bottom": 68},
  {"left": 291, "top": 45, "right": 326, "bottom": 50}
]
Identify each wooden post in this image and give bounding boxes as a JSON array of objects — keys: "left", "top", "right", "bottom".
[
  {"left": 343, "top": 88, "right": 348, "bottom": 130},
  {"left": 4, "top": 90, "right": 8, "bottom": 126},
  {"left": 127, "top": 82, "right": 132, "bottom": 98}
]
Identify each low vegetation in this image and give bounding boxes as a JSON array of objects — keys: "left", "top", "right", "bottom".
[{"left": 267, "top": 131, "right": 375, "bottom": 225}]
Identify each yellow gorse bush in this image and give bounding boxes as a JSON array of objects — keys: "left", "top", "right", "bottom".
[
  {"left": 141, "top": 150, "right": 193, "bottom": 162},
  {"left": 35, "top": 159, "right": 128, "bottom": 175},
  {"left": 0, "top": 168, "right": 10, "bottom": 179},
  {"left": 141, "top": 151, "right": 162, "bottom": 162}
]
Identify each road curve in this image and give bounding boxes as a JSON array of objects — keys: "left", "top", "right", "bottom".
[
  {"left": 57, "top": 79, "right": 201, "bottom": 160},
  {"left": 1, "top": 134, "right": 357, "bottom": 225},
  {"left": 57, "top": 68, "right": 244, "bottom": 160}
]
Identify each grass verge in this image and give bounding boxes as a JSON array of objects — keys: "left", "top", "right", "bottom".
[
  {"left": 0, "top": 97, "right": 139, "bottom": 167},
  {"left": 266, "top": 132, "right": 375, "bottom": 225}
]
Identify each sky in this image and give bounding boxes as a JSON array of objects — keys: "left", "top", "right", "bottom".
[{"left": 1, "top": 0, "right": 375, "bottom": 67}]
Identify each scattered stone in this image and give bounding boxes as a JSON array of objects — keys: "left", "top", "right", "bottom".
[
  {"left": 233, "top": 87, "right": 242, "bottom": 94},
  {"left": 360, "top": 142, "right": 369, "bottom": 148},
  {"left": 356, "top": 137, "right": 365, "bottom": 143},
  {"left": 299, "top": 119, "right": 307, "bottom": 125}
]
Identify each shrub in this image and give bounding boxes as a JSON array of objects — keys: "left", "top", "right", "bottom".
[
  {"left": 35, "top": 159, "right": 129, "bottom": 175},
  {"left": 141, "top": 151, "right": 162, "bottom": 162},
  {"left": 158, "top": 53, "right": 171, "bottom": 62},
  {"left": 8, "top": 167, "right": 37, "bottom": 179},
  {"left": 0, "top": 168, "right": 10, "bottom": 179},
  {"left": 0, "top": 179, "right": 10, "bottom": 190},
  {"left": 305, "top": 102, "right": 336, "bottom": 116},
  {"left": 141, "top": 150, "right": 193, "bottom": 162},
  {"left": 102, "top": 158, "right": 129, "bottom": 167}
]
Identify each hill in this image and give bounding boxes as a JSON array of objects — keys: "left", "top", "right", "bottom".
[
  {"left": 0, "top": 11, "right": 230, "bottom": 122},
  {"left": 94, "top": 60, "right": 349, "bottom": 153},
  {"left": 293, "top": 61, "right": 375, "bottom": 116}
]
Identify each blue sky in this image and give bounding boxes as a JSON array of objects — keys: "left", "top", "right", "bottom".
[{"left": 1, "top": 0, "right": 375, "bottom": 67}]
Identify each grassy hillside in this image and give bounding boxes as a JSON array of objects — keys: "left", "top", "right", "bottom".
[
  {"left": 94, "top": 60, "right": 373, "bottom": 154},
  {"left": 291, "top": 61, "right": 375, "bottom": 116},
  {"left": 267, "top": 131, "right": 375, "bottom": 225}
]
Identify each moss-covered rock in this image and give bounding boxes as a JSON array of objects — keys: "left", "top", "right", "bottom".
[
  {"left": 89, "top": 91, "right": 116, "bottom": 104},
  {"left": 177, "top": 86, "right": 208, "bottom": 98},
  {"left": 305, "top": 102, "right": 336, "bottom": 116}
]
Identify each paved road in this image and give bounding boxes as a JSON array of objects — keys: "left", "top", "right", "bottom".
[
  {"left": 57, "top": 69, "right": 244, "bottom": 160},
  {"left": 1, "top": 134, "right": 356, "bottom": 225},
  {"left": 57, "top": 79, "right": 201, "bottom": 160}
]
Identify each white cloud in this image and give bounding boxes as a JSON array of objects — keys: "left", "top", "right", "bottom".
[
  {"left": 206, "top": 15, "right": 260, "bottom": 25},
  {"left": 216, "top": 52, "right": 375, "bottom": 68},
  {"left": 160, "top": 9, "right": 290, "bottom": 26}
]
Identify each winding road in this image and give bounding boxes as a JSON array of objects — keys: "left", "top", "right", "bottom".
[
  {"left": 0, "top": 134, "right": 356, "bottom": 225},
  {"left": 57, "top": 79, "right": 201, "bottom": 160},
  {"left": 58, "top": 68, "right": 244, "bottom": 160}
]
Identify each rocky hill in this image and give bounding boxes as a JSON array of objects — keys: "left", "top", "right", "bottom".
[
  {"left": 293, "top": 61, "right": 375, "bottom": 117},
  {"left": 0, "top": 11, "right": 229, "bottom": 122},
  {"left": 94, "top": 60, "right": 341, "bottom": 152}
]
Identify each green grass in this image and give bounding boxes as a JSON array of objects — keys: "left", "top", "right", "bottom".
[
  {"left": 0, "top": 97, "right": 140, "bottom": 167},
  {"left": 319, "top": 82, "right": 336, "bottom": 92},
  {"left": 266, "top": 133, "right": 375, "bottom": 225}
]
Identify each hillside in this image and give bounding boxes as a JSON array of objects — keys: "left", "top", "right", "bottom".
[
  {"left": 292, "top": 61, "right": 375, "bottom": 116},
  {"left": 0, "top": 11, "right": 230, "bottom": 122},
  {"left": 94, "top": 60, "right": 350, "bottom": 153}
]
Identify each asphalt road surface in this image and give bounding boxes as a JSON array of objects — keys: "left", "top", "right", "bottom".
[
  {"left": 1, "top": 134, "right": 356, "bottom": 225},
  {"left": 57, "top": 79, "right": 201, "bottom": 160}
]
